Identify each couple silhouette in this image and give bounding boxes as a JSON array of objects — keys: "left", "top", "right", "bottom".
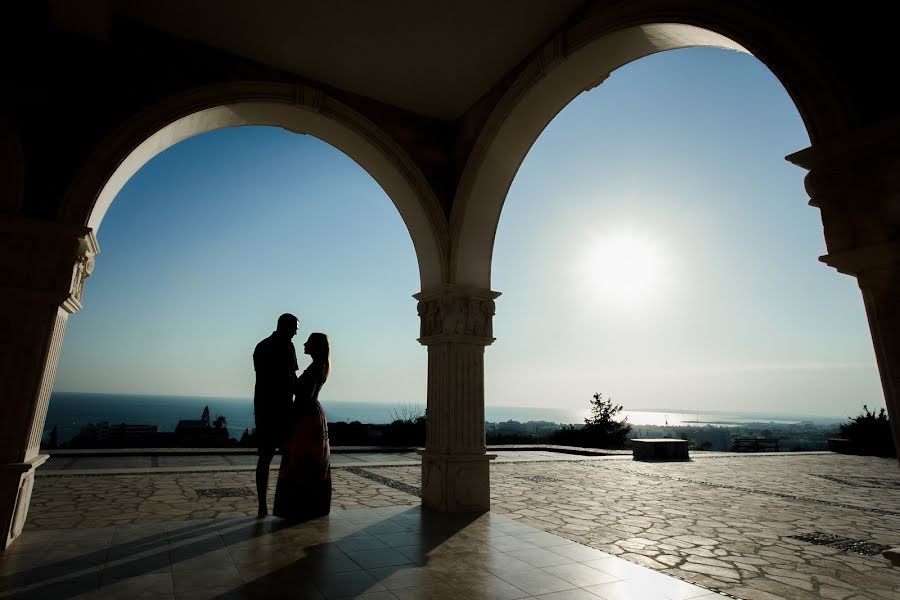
[{"left": 253, "top": 313, "right": 331, "bottom": 520}]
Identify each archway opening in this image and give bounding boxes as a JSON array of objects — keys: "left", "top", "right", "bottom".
[
  {"left": 487, "top": 45, "right": 882, "bottom": 446},
  {"left": 37, "top": 124, "right": 428, "bottom": 525}
]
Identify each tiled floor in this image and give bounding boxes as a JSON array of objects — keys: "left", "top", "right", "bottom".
[
  {"left": 18, "top": 451, "right": 900, "bottom": 598},
  {"left": 1, "top": 507, "right": 727, "bottom": 599}
]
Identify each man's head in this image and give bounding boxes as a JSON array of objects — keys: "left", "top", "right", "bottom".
[{"left": 276, "top": 313, "right": 299, "bottom": 338}]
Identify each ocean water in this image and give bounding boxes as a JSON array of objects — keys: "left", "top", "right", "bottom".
[{"left": 43, "top": 392, "right": 842, "bottom": 444}]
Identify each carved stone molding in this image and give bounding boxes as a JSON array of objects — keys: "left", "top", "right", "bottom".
[
  {"left": 414, "top": 285, "right": 500, "bottom": 345},
  {"left": 789, "top": 126, "right": 900, "bottom": 266},
  {"left": 0, "top": 216, "right": 99, "bottom": 313},
  {"left": 792, "top": 125, "right": 900, "bottom": 262}
]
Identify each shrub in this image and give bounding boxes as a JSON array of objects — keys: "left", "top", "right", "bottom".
[{"left": 839, "top": 405, "right": 895, "bottom": 457}]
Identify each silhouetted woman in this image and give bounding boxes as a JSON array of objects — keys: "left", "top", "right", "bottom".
[{"left": 273, "top": 332, "right": 331, "bottom": 520}]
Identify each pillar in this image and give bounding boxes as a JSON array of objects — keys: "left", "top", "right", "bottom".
[
  {"left": 0, "top": 215, "right": 98, "bottom": 549},
  {"left": 790, "top": 129, "right": 900, "bottom": 468},
  {"left": 414, "top": 285, "right": 500, "bottom": 512}
]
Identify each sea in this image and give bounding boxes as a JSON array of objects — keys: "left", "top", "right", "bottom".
[{"left": 43, "top": 391, "right": 844, "bottom": 445}]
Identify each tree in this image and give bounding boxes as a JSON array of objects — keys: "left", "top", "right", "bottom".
[
  {"left": 390, "top": 403, "right": 425, "bottom": 424},
  {"left": 840, "top": 405, "right": 895, "bottom": 457},
  {"left": 213, "top": 415, "right": 227, "bottom": 429},
  {"left": 201, "top": 406, "right": 210, "bottom": 427},
  {"left": 582, "top": 393, "right": 632, "bottom": 449}
]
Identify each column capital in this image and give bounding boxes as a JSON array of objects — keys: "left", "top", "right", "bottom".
[
  {"left": 786, "top": 115, "right": 900, "bottom": 173},
  {"left": 786, "top": 121, "right": 900, "bottom": 271},
  {"left": 819, "top": 241, "right": 900, "bottom": 281},
  {"left": 0, "top": 215, "right": 99, "bottom": 313},
  {"left": 413, "top": 284, "right": 500, "bottom": 346}
]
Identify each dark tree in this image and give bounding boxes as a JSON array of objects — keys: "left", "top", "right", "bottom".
[
  {"left": 201, "top": 406, "right": 210, "bottom": 427},
  {"left": 582, "top": 393, "right": 632, "bottom": 449},
  {"left": 213, "top": 415, "right": 227, "bottom": 429},
  {"left": 840, "top": 405, "right": 895, "bottom": 457}
]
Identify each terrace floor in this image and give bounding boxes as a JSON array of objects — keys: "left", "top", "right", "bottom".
[{"left": 2, "top": 450, "right": 899, "bottom": 599}]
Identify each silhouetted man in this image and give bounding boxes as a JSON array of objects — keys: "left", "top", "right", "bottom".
[{"left": 253, "top": 313, "right": 299, "bottom": 517}]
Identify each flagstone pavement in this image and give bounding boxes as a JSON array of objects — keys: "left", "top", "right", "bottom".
[{"left": 4, "top": 451, "right": 899, "bottom": 599}]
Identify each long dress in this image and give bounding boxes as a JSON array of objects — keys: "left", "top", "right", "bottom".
[{"left": 272, "top": 363, "right": 331, "bottom": 520}]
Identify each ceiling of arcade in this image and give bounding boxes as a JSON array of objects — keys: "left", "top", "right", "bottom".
[
  {"left": 111, "top": 0, "right": 587, "bottom": 120},
  {"left": 16, "top": 1, "right": 890, "bottom": 223}
]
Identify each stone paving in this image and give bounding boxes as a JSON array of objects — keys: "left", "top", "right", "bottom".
[
  {"left": 26, "top": 470, "right": 419, "bottom": 530},
  {"left": 15, "top": 451, "right": 900, "bottom": 599}
]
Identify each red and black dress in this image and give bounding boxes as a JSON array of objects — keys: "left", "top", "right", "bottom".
[{"left": 272, "top": 362, "right": 331, "bottom": 520}]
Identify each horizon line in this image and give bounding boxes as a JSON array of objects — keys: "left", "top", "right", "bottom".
[{"left": 50, "top": 390, "right": 853, "bottom": 420}]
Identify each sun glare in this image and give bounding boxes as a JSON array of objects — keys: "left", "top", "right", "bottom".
[{"left": 580, "top": 229, "right": 668, "bottom": 307}]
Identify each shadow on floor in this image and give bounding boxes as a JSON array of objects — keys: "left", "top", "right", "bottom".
[{"left": 0, "top": 507, "right": 478, "bottom": 599}]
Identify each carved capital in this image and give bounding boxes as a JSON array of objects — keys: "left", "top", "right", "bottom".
[
  {"left": 788, "top": 123, "right": 900, "bottom": 264},
  {"left": 413, "top": 285, "right": 500, "bottom": 345},
  {"left": 0, "top": 216, "right": 99, "bottom": 313}
]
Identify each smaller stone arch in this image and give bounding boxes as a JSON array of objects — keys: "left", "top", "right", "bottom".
[
  {"left": 449, "top": 20, "right": 851, "bottom": 289},
  {"left": 62, "top": 82, "right": 448, "bottom": 290}
]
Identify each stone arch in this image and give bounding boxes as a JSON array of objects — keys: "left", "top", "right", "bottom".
[
  {"left": 62, "top": 82, "right": 448, "bottom": 289},
  {"left": 451, "top": 20, "right": 854, "bottom": 289}
]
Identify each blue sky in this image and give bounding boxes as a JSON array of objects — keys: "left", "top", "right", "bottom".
[{"left": 53, "top": 47, "right": 884, "bottom": 419}]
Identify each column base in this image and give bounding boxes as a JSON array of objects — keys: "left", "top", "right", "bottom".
[
  {"left": 1, "top": 455, "right": 48, "bottom": 550},
  {"left": 418, "top": 450, "right": 496, "bottom": 512}
]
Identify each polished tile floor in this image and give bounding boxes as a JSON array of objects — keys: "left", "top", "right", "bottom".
[{"left": 1, "top": 507, "right": 727, "bottom": 599}]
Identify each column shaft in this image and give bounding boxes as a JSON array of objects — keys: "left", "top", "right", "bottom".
[
  {"left": 415, "top": 285, "right": 499, "bottom": 512},
  {"left": 858, "top": 271, "right": 900, "bottom": 466},
  {"left": 0, "top": 216, "right": 97, "bottom": 549},
  {"left": 425, "top": 342, "right": 486, "bottom": 454}
]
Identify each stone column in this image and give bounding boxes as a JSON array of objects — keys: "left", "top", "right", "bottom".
[
  {"left": 414, "top": 285, "right": 500, "bottom": 512},
  {"left": 790, "top": 130, "right": 900, "bottom": 567},
  {"left": 791, "top": 137, "right": 900, "bottom": 469},
  {"left": 0, "top": 215, "right": 98, "bottom": 549}
]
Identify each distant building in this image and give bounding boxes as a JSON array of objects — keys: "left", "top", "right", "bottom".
[
  {"left": 496, "top": 420, "right": 529, "bottom": 436},
  {"left": 97, "top": 422, "right": 159, "bottom": 444},
  {"left": 174, "top": 419, "right": 206, "bottom": 433},
  {"left": 65, "top": 421, "right": 160, "bottom": 448},
  {"left": 174, "top": 407, "right": 230, "bottom": 446},
  {"left": 486, "top": 420, "right": 564, "bottom": 439}
]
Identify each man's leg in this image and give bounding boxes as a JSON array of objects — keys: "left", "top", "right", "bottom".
[{"left": 256, "top": 446, "right": 275, "bottom": 517}]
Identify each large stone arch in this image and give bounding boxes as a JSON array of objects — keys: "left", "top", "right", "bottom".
[
  {"left": 450, "top": 19, "right": 853, "bottom": 288},
  {"left": 61, "top": 82, "right": 448, "bottom": 290}
]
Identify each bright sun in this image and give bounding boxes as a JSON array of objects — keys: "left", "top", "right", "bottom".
[{"left": 580, "top": 229, "right": 668, "bottom": 307}]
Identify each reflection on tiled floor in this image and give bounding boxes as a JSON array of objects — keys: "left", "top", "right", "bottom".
[{"left": 1, "top": 507, "right": 727, "bottom": 599}]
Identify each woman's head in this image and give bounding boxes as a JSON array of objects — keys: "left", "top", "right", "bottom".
[{"left": 303, "top": 333, "right": 330, "bottom": 365}]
